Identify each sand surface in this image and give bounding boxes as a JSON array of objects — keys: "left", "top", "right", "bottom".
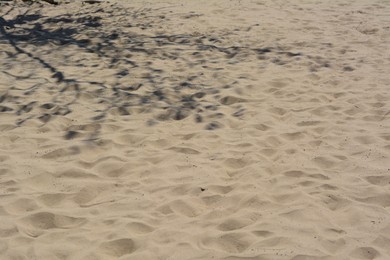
[{"left": 0, "top": 0, "right": 390, "bottom": 259}]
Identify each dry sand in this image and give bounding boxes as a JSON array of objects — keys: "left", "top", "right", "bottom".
[{"left": 0, "top": 0, "right": 390, "bottom": 259}]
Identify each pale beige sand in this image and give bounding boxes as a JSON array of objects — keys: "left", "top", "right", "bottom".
[{"left": 0, "top": 0, "right": 390, "bottom": 259}]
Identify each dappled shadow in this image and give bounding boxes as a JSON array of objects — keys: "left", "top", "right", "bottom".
[{"left": 0, "top": 1, "right": 331, "bottom": 142}]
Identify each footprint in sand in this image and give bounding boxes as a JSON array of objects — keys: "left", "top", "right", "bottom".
[{"left": 99, "top": 238, "right": 137, "bottom": 257}]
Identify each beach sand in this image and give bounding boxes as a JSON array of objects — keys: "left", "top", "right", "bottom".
[{"left": 0, "top": 0, "right": 389, "bottom": 259}]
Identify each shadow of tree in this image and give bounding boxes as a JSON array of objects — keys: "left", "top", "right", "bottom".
[{"left": 0, "top": 1, "right": 329, "bottom": 142}]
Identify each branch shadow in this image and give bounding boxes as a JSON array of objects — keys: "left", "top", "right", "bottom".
[{"left": 0, "top": 1, "right": 327, "bottom": 143}]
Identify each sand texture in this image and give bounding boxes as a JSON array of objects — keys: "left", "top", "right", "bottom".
[{"left": 1, "top": 0, "right": 390, "bottom": 259}]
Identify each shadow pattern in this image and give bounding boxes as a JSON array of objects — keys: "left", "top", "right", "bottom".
[{"left": 0, "top": 1, "right": 331, "bottom": 141}]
